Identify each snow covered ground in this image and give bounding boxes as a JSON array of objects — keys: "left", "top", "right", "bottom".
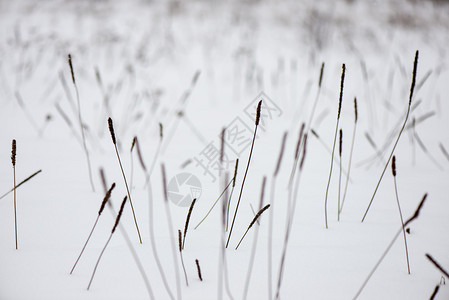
[{"left": 0, "top": 0, "right": 448, "bottom": 299}]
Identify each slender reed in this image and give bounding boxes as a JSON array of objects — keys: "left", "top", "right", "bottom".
[
  {"left": 288, "top": 124, "right": 305, "bottom": 189},
  {"left": 226, "top": 159, "right": 239, "bottom": 231},
  {"left": 226, "top": 100, "right": 262, "bottom": 248},
  {"left": 362, "top": 50, "right": 419, "bottom": 222},
  {"left": 146, "top": 123, "right": 163, "bottom": 181},
  {"left": 340, "top": 98, "right": 358, "bottom": 215},
  {"left": 87, "top": 196, "right": 127, "bottom": 290},
  {"left": 268, "top": 131, "right": 288, "bottom": 300},
  {"left": 161, "top": 163, "right": 182, "bottom": 300},
  {"left": 194, "top": 178, "right": 233, "bottom": 230},
  {"left": 337, "top": 129, "right": 343, "bottom": 221},
  {"left": 0, "top": 170, "right": 42, "bottom": 200},
  {"left": 11, "top": 140, "right": 17, "bottom": 249},
  {"left": 195, "top": 259, "right": 203, "bottom": 281},
  {"left": 108, "top": 117, "right": 142, "bottom": 244},
  {"left": 324, "top": 64, "right": 346, "bottom": 229},
  {"left": 70, "top": 183, "right": 115, "bottom": 274},
  {"left": 425, "top": 254, "right": 449, "bottom": 278},
  {"left": 178, "top": 230, "right": 189, "bottom": 286},
  {"left": 242, "top": 177, "right": 266, "bottom": 300},
  {"left": 134, "top": 139, "right": 175, "bottom": 300},
  {"left": 439, "top": 143, "right": 449, "bottom": 162},
  {"left": 183, "top": 198, "right": 196, "bottom": 249},
  {"left": 236, "top": 203, "right": 270, "bottom": 250},
  {"left": 68, "top": 54, "right": 95, "bottom": 192},
  {"left": 130, "top": 136, "right": 137, "bottom": 195},
  {"left": 353, "top": 193, "right": 427, "bottom": 299},
  {"left": 275, "top": 134, "right": 308, "bottom": 299},
  {"left": 391, "top": 156, "right": 410, "bottom": 274}
]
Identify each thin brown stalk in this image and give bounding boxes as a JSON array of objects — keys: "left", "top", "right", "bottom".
[
  {"left": 235, "top": 203, "right": 270, "bottom": 250},
  {"left": 226, "top": 159, "right": 239, "bottom": 231},
  {"left": 108, "top": 117, "right": 142, "bottom": 244},
  {"left": 70, "top": 183, "right": 115, "bottom": 274},
  {"left": 161, "top": 164, "right": 182, "bottom": 300},
  {"left": 338, "top": 129, "right": 343, "bottom": 221},
  {"left": 425, "top": 254, "right": 449, "bottom": 278},
  {"left": 362, "top": 50, "right": 419, "bottom": 222},
  {"left": 11, "top": 140, "right": 17, "bottom": 249},
  {"left": 178, "top": 230, "right": 189, "bottom": 286},
  {"left": 68, "top": 54, "right": 95, "bottom": 192},
  {"left": 325, "top": 64, "right": 346, "bottom": 229},
  {"left": 353, "top": 194, "right": 427, "bottom": 299},
  {"left": 87, "top": 196, "right": 128, "bottom": 291},
  {"left": 391, "top": 156, "right": 410, "bottom": 274},
  {"left": 226, "top": 100, "right": 262, "bottom": 248}
]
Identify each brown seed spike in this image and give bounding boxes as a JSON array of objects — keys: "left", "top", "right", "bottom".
[
  {"left": 68, "top": 54, "right": 75, "bottom": 84},
  {"left": 392, "top": 156, "right": 397, "bottom": 177},
  {"left": 161, "top": 164, "right": 168, "bottom": 202},
  {"left": 178, "top": 230, "right": 182, "bottom": 252},
  {"left": 339, "top": 129, "right": 343, "bottom": 157},
  {"left": 404, "top": 193, "right": 427, "bottom": 227},
  {"left": 195, "top": 259, "right": 203, "bottom": 281},
  {"left": 112, "top": 196, "right": 127, "bottom": 234},
  {"left": 338, "top": 64, "right": 346, "bottom": 120},
  {"left": 11, "top": 139, "right": 16, "bottom": 167},
  {"left": 255, "top": 100, "right": 262, "bottom": 126},
  {"left": 354, "top": 97, "right": 358, "bottom": 123},
  {"left": 300, "top": 134, "right": 308, "bottom": 170},
  {"left": 108, "top": 117, "right": 116, "bottom": 145},
  {"left": 249, "top": 204, "right": 270, "bottom": 229},
  {"left": 98, "top": 183, "right": 115, "bottom": 215},
  {"left": 409, "top": 50, "right": 419, "bottom": 105},
  {"left": 159, "top": 123, "right": 163, "bottom": 140},
  {"left": 318, "top": 62, "right": 325, "bottom": 88},
  {"left": 131, "top": 136, "right": 137, "bottom": 152},
  {"left": 232, "top": 158, "right": 239, "bottom": 187}
]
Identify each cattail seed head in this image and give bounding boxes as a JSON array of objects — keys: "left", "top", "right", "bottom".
[
  {"left": 249, "top": 204, "right": 270, "bottom": 229},
  {"left": 255, "top": 100, "right": 262, "bottom": 126},
  {"left": 112, "top": 196, "right": 127, "bottom": 234},
  {"left": 99, "top": 183, "right": 115, "bottom": 215},
  {"left": 318, "top": 62, "right": 325, "bottom": 88},
  {"left": 354, "top": 97, "right": 358, "bottom": 123},
  {"left": 392, "top": 155, "right": 397, "bottom": 177},
  {"left": 131, "top": 136, "right": 137, "bottom": 152},
  {"left": 11, "top": 139, "right": 16, "bottom": 167},
  {"left": 178, "top": 230, "right": 182, "bottom": 252},
  {"left": 409, "top": 50, "right": 419, "bottom": 105},
  {"left": 195, "top": 259, "right": 203, "bottom": 281},
  {"left": 68, "top": 54, "right": 75, "bottom": 84},
  {"left": 338, "top": 64, "right": 346, "bottom": 120},
  {"left": 232, "top": 159, "right": 239, "bottom": 187},
  {"left": 339, "top": 129, "right": 343, "bottom": 157},
  {"left": 159, "top": 123, "right": 163, "bottom": 140},
  {"left": 108, "top": 117, "right": 116, "bottom": 145}
]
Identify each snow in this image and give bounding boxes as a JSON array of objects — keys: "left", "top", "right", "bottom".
[{"left": 0, "top": 0, "right": 448, "bottom": 299}]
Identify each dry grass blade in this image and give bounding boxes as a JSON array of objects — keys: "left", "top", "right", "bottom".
[
  {"left": 226, "top": 158, "right": 239, "bottom": 231},
  {"left": 226, "top": 100, "right": 262, "bottom": 247},
  {"left": 362, "top": 50, "right": 419, "bottom": 222},
  {"left": 0, "top": 170, "right": 42, "bottom": 200},
  {"left": 324, "top": 63, "right": 346, "bottom": 229},
  {"left": 425, "top": 254, "right": 449, "bottom": 278},
  {"left": 178, "top": 230, "right": 189, "bottom": 286}
]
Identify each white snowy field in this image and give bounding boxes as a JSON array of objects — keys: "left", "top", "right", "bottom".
[{"left": 0, "top": 0, "right": 449, "bottom": 299}]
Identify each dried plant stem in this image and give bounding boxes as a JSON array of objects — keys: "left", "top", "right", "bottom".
[
  {"left": 0, "top": 170, "right": 42, "bottom": 200},
  {"left": 226, "top": 159, "right": 239, "bottom": 232},
  {"left": 324, "top": 64, "right": 345, "bottom": 229},
  {"left": 194, "top": 178, "right": 233, "bottom": 230},
  {"left": 340, "top": 98, "right": 358, "bottom": 216},
  {"left": 161, "top": 164, "right": 183, "bottom": 300},
  {"left": 362, "top": 51, "right": 418, "bottom": 222},
  {"left": 275, "top": 134, "right": 307, "bottom": 299},
  {"left": 178, "top": 230, "right": 189, "bottom": 286},
  {"left": 392, "top": 157, "right": 410, "bottom": 274},
  {"left": 135, "top": 140, "right": 175, "bottom": 300},
  {"left": 71, "top": 216, "right": 99, "bottom": 274},
  {"left": 68, "top": 54, "right": 95, "bottom": 192},
  {"left": 109, "top": 118, "right": 142, "bottom": 244},
  {"left": 353, "top": 193, "right": 426, "bottom": 299},
  {"left": 338, "top": 129, "right": 343, "bottom": 221},
  {"left": 242, "top": 177, "right": 266, "bottom": 300},
  {"left": 226, "top": 100, "right": 262, "bottom": 248},
  {"left": 13, "top": 165, "right": 17, "bottom": 249}
]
